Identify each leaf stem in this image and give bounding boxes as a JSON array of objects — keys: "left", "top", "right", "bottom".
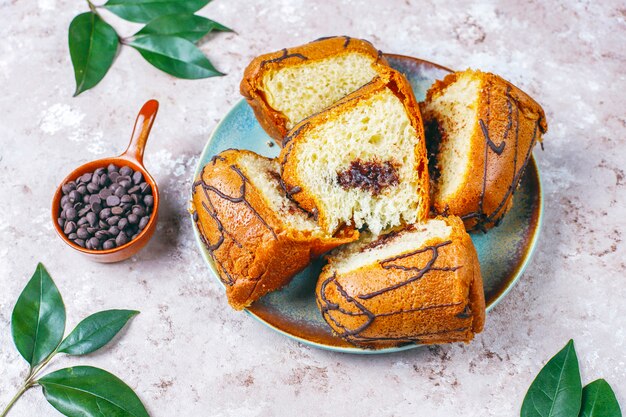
[
  {"left": 0, "top": 349, "right": 57, "bottom": 417},
  {"left": 86, "top": 0, "right": 97, "bottom": 13},
  {"left": 0, "top": 380, "right": 35, "bottom": 417}
]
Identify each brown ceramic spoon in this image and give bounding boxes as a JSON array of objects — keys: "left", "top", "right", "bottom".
[{"left": 52, "top": 100, "right": 160, "bottom": 263}]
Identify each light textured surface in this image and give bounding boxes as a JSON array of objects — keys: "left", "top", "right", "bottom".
[{"left": 0, "top": 1, "right": 624, "bottom": 416}]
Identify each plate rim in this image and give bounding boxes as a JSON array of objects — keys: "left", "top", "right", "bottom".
[{"left": 190, "top": 55, "right": 544, "bottom": 354}]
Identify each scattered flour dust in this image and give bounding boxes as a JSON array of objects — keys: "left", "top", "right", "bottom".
[
  {"left": 38, "top": 0, "right": 56, "bottom": 11},
  {"left": 40, "top": 103, "right": 84, "bottom": 135},
  {"left": 69, "top": 128, "right": 107, "bottom": 155},
  {"left": 151, "top": 149, "right": 193, "bottom": 177}
]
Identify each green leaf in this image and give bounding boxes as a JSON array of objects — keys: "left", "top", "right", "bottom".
[
  {"left": 11, "top": 263, "right": 66, "bottom": 368},
  {"left": 68, "top": 12, "right": 119, "bottom": 96},
  {"left": 127, "top": 34, "right": 223, "bottom": 79},
  {"left": 580, "top": 379, "right": 622, "bottom": 417},
  {"left": 135, "top": 13, "right": 233, "bottom": 43},
  {"left": 39, "top": 366, "right": 150, "bottom": 417},
  {"left": 58, "top": 310, "right": 139, "bottom": 356},
  {"left": 103, "top": 0, "right": 210, "bottom": 23},
  {"left": 521, "top": 340, "right": 582, "bottom": 417}
]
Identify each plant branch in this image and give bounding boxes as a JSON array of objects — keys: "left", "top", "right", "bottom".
[
  {"left": 0, "top": 380, "right": 35, "bottom": 417},
  {"left": 0, "top": 350, "right": 57, "bottom": 417},
  {"left": 28, "top": 349, "right": 58, "bottom": 381}
]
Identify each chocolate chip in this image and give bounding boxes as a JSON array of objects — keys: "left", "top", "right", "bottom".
[
  {"left": 87, "top": 237, "right": 100, "bottom": 250},
  {"left": 77, "top": 227, "right": 89, "bottom": 239},
  {"left": 78, "top": 206, "right": 91, "bottom": 217},
  {"left": 111, "top": 206, "right": 124, "bottom": 215},
  {"left": 103, "top": 239, "right": 116, "bottom": 250},
  {"left": 91, "top": 202, "right": 102, "bottom": 215},
  {"left": 68, "top": 232, "right": 78, "bottom": 240},
  {"left": 94, "top": 167, "right": 105, "bottom": 177},
  {"left": 88, "top": 195, "right": 101, "bottom": 205},
  {"left": 132, "top": 205, "right": 145, "bottom": 217},
  {"left": 74, "top": 238, "right": 85, "bottom": 247},
  {"left": 120, "top": 166, "right": 133, "bottom": 176},
  {"left": 86, "top": 227, "right": 97, "bottom": 234},
  {"left": 64, "top": 221, "right": 76, "bottom": 234},
  {"left": 77, "top": 217, "right": 88, "bottom": 226},
  {"left": 87, "top": 182, "right": 99, "bottom": 193},
  {"left": 120, "top": 195, "right": 132, "bottom": 204},
  {"left": 80, "top": 173, "right": 92, "bottom": 183},
  {"left": 117, "top": 218, "right": 128, "bottom": 230},
  {"left": 85, "top": 212, "right": 96, "bottom": 227},
  {"left": 144, "top": 195, "right": 154, "bottom": 207},
  {"left": 107, "top": 163, "right": 118, "bottom": 173},
  {"left": 132, "top": 171, "right": 143, "bottom": 185},
  {"left": 115, "top": 232, "right": 129, "bottom": 246},
  {"left": 95, "top": 230, "right": 109, "bottom": 240},
  {"left": 109, "top": 171, "right": 120, "bottom": 182},
  {"left": 98, "top": 188, "right": 112, "bottom": 199},
  {"left": 108, "top": 226, "right": 120, "bottom": 236},
  {"left": 77, "top": 185, "right": 88, "bottom": 195},
  {"left": 99, "top": 219, "right": 108, "bottom": 229},
  {"left": 114, "top": 187, "right": 126, "bottom": 198},
  {"left": 106, "top": 195, "right": 120, "bottom": 206},
  {"left": 107, "top": 216, "right": 120, "bottom": 226},
  {"left": 65, "top": 207, "right": 77, "bottom": 221},
  {"left": 140, "top": 183, "right": 150, "bottom": 194},
  {"left": 99, "top": 208, "right": 112, "bottom": 220},
  {"left": 97, "top": 174, "right": 107, "bottom": 187},
  {"left": 68, "top": 190, "right": 80, "bottom": 203},
  {"left": 139, "top": 216, "right": 149, "bottom": 230},
  {"left": 127, "top": 213, "right": 139, "bottom": 224}
]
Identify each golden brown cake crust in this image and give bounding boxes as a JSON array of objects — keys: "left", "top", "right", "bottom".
[
  {"left": 240, "top": 36, "right": 389, "bottom": 144},
  {"left": 279, "top": 69, "right": 430, "bottom": 233},
  {"left": 191, "top": 149, "right": 358, "bottom": 310},
  {"left": 424, "top": 69, "right": 548, "bottom": 232},
  {"left": 315, "top": 216, "right": 485, "bottom": 349}
]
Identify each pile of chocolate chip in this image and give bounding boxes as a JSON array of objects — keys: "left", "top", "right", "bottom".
[{"left": 57, "top": 164, "right": 154, "bottom": 250}]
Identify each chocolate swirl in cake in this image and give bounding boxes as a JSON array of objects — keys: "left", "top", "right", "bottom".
[
  {"left": 336, "top": 159, "right": 399, "bottom": 195},
  {"left": 318, "top": 241, "right": 469, "bottom": 346}
]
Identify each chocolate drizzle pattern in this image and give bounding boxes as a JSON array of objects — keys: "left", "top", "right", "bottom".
[
  {"left": 192, "top": 163, "right": 278, "bottom": 285},
  {"left": 318, "top": 240, "right": 469, "bottom": 346},
  {"left": 260, "top": 48, "right": 308, "bottom": 68},
  {"left": 359, "top": 241, "right": 459, "bottom": 299},
  {"left": 458, "top": 85, "right": 542, "bottom": 232}
]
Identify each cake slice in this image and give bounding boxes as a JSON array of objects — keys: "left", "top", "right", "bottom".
[
  {"left": 316, "top": 216, "right": 485, "bottom": 349},
  {"left": 241, "top": 36, "right": 390, "bottom": 144},
  {"left": 280, "top": 69, "right": 429, "bottom": 235},
  {"left": 191, "top": 149, "right": 358, "bottom": 310},
  {"left": 421, "top": 69, "right": 548, "bottom": 232}
]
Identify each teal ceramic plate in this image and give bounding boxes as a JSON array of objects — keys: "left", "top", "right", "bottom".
[{"left": 191, "top": 54, "right": 543, "bottom": 354}]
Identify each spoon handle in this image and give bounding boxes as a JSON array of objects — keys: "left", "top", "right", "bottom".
[{"left": 122, "top": 99, "right": 159, "bottom": 164}]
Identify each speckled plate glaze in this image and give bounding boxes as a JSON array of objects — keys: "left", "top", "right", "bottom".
[{"left": 191, "top": 54, "right": 543, "bottom": 354}]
